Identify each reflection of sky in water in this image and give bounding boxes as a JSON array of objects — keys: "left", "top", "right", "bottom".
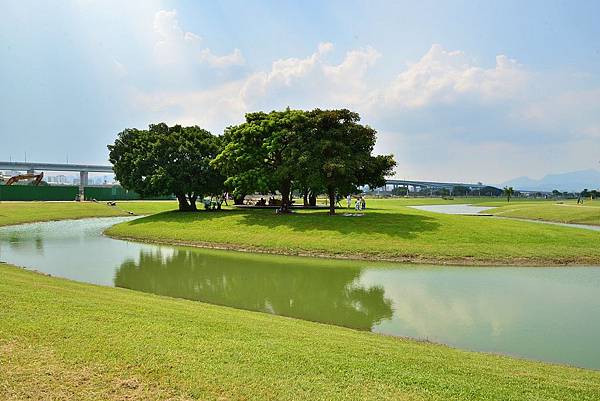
[
  {"left": 0, "top": 217, "right": 155, "bottom": 285},
  {"left": 408, "top": 204, "right": 494, "bottom": 214},
  {"left": 360, "top": 267, "right": 600, "bottom": 367},
  {"left": 1, "top": 217, "right": 600, "bottom": 369}
]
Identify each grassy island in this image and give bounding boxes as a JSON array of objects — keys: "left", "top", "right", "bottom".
[{"left": 106, "top": 198, "right": 600, "bottom": 266}]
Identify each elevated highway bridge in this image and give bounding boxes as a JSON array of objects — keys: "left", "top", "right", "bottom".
[
  {"left": 381, "top": 179, "right": 499, "bottom": 195},
  {"left": 1, "top": 160, "right": 502, "bottom": 198},
  {"left": 385, "top": 179, "right": 489, "bottom": 190}
]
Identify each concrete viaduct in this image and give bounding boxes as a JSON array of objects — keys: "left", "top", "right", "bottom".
[
  {"left": 376, "top": 179, "right": 494, "bottom": 195},
  {"left": 1, "top": 161, "right": 499, "bottom": 198}
]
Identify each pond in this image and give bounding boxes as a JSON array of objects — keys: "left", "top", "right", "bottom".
[
  {"left": 410, "top": 203, "right": 600, "bottom": 231},
  {"left": 408, "top": 204, "right": 495, "bottom": 215},
  {"left": 1, "top": 217, "right": 599, "bottom": 370}
]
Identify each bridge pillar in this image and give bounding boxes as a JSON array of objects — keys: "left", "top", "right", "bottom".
[{"left": 79, "top": 171, "right": 88, "bottom": 201}]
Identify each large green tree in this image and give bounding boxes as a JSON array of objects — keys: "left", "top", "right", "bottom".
[
  {"left": 213, "top": 108, "right": 394, "bottom": 214},
  {"left": 213, "top": 109, "right": 309, "bottom": 212},
  {"left": 306, "top": 109, "right": 396, "bottom": 214},
  {"left": 108, "top": 123, "right": 224, "bottom": 211}
]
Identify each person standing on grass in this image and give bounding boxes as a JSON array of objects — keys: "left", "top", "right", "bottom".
[
  {"left": 347, "top": 194, "right": 352, "bottom": 208},
  {"left": 361, "top": 197, "right": 366, "bottom": 210}
]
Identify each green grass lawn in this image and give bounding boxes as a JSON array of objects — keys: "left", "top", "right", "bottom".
[
  {"left": 0, "top": 200, "right": 177, "bottom": 227},
  {"left": 1, "top": 264, "right": 599, "bottom": 401},
  {"left": 106, "top": 199, "right": 600, "bottom": 265},
  {"left": 488, "top": 199, "right": 600, "bottom": 226}
]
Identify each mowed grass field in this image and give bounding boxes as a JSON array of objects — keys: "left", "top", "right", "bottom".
[
  {"left": 2, "top": 264, "right": 599, "bottom": 401},
  {"left": 0, "top": 200, "right": 177, "bottom": 227},
  {"left": 107, "top": 198, "right": 600, "bottom": 265},
  {"left": 488, "top": 199, "right": 600, "bottom": 226}
]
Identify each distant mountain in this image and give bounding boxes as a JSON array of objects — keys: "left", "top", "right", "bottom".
[{"left": 500, "top": 169, "right": 600, "bottom": 192}]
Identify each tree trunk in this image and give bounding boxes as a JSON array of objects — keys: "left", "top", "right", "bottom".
[
  {"left": 328, "top": 188, "right": 336, "bottom": 215},
  {"left": 279, "top": 182, "right": 292, "bottom": 213},
  {"left": 303, "top": 190, "right": 308, "bottom": 207},
  {"left": 188, "top": 194, "right": 198, "bottom": 211},
  {"left": 233, "top": 194, "right": 246, "bottom": 205},
  {"left": 176, "top": 193, "right": 192, "bottom": 211},
  {"left": 309, "top": 192, "right": 317, "bottom": 207}
]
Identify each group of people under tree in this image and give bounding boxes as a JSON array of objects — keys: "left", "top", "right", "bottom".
[
  {"left": 347, "top": 195, "right": 366, "bottom": 211},
  {"left": 108, "top": 108, "right": 395, "bottom": 215}
]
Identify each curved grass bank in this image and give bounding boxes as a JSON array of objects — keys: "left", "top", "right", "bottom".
[
  {"left": 1, "top": 264, "right": 599, "bottom": 400},
  {"left": 106, "top": 199, "right": 600, "bottom": 266},
  {"left": 489, "top": 200, "right": 600, "bottom": 226}
]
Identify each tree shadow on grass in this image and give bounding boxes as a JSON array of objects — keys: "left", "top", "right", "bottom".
[{"left": 129, "top": 208, "right": 440, "bottom": 239}]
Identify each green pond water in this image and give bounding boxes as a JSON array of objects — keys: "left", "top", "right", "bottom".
[{"left": 1, "top": 217, "right": 599, "bottom": 369}]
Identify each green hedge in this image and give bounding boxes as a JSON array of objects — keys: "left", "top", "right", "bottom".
[{"left": 0, "top": 185, "right": 78, "bottom": 201}]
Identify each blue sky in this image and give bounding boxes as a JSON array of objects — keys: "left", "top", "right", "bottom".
[{"left": 1, "top": 0, "right": 599, "bottom": 183}]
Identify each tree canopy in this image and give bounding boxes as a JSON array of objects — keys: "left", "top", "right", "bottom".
[
  {"left": 306, "top": 109, "right": 396, "bottom": 214},
  {"left": 108, "top": 123, "right": 224, "bottom": 211},
  {"left": 503, "top": 186, "right": 515, "bottom": 202},
  {"left": 213, "top": 108, "right": 395, "bottom": 214},
  {"left": 109, "top": 108, "right": 395, "bottom": 214},
  {"left": 213, "top": 109, "right": 309, "bottom": 211}
]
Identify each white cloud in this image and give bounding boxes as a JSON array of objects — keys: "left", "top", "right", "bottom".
[
  {"left": 323, "top": 46, "right": 380, "bottom": 83},
  {"left": 135, "top": 41, "right": 381, "bottom": 130},
  {"left": 380, "top": 44, "right": 527, "bottom": 109},
  {"left": 199, "top": 48, "right": 244, "bottom": 67},
  {"left": 128, "top": 38, "right": 600, "bottom": 182},
  {"left": 323, "top": 46, "right": 380, "bottom": 103},
  {"left": 153, "top": 9, "right": 244, "bottom": 68},
  {"left": 240, "top": 42, "right": 333, "bottom": 101},
  {"left": 240, "top": 42, "right": 381, "bottom": 107},
  {"left": 154, "top": 9, "right": 187, "bottom": 41},
  {"left": 133, "top": 80, "right": 247, "bottom": 131},
  {"left": 517, "top": 88, "right": 600, "bottom": 139}
]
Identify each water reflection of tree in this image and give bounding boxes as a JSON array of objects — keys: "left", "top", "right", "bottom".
[
  {"left": 115, "top": 249, "right": 393, "bottom": 330},
  {"left": 0, "top": 233, "right": 44, "bottom": 253}
]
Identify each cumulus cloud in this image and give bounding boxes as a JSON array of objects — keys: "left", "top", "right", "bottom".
[
  {"left": 240, "top": 42, "right": 333, "bottom": 101},
  {"left": 153, "top": 9, "right": 244, "bottom": 68},
  {"left": 199, "top": 48, "right": 244, "bottom": 67},
  {"left": 133, "top": 79, "right": 247, "bottom": 130},
  {"left": 129, "top": 36, "right": 600, "bottom": 182},
  {"left": 323, "top": 46, "right": 380, "bottom": 103},
  {"left": 134, "top": 41, "right": 382, "bottom": 131},
  {"left": 241, "top": 42, "right": 381, "bottom": 107},
  {"left": 379, "top": 44, "right": 527, "bottom": 109}
]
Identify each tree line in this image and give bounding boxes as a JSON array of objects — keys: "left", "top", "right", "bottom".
[{"left": 108, "top": 108, "right": 396, "bottom": 214}]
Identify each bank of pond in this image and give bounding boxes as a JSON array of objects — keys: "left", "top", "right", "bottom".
[{"left": 1, "top": 216, "right": 599, "bottom": 371}]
